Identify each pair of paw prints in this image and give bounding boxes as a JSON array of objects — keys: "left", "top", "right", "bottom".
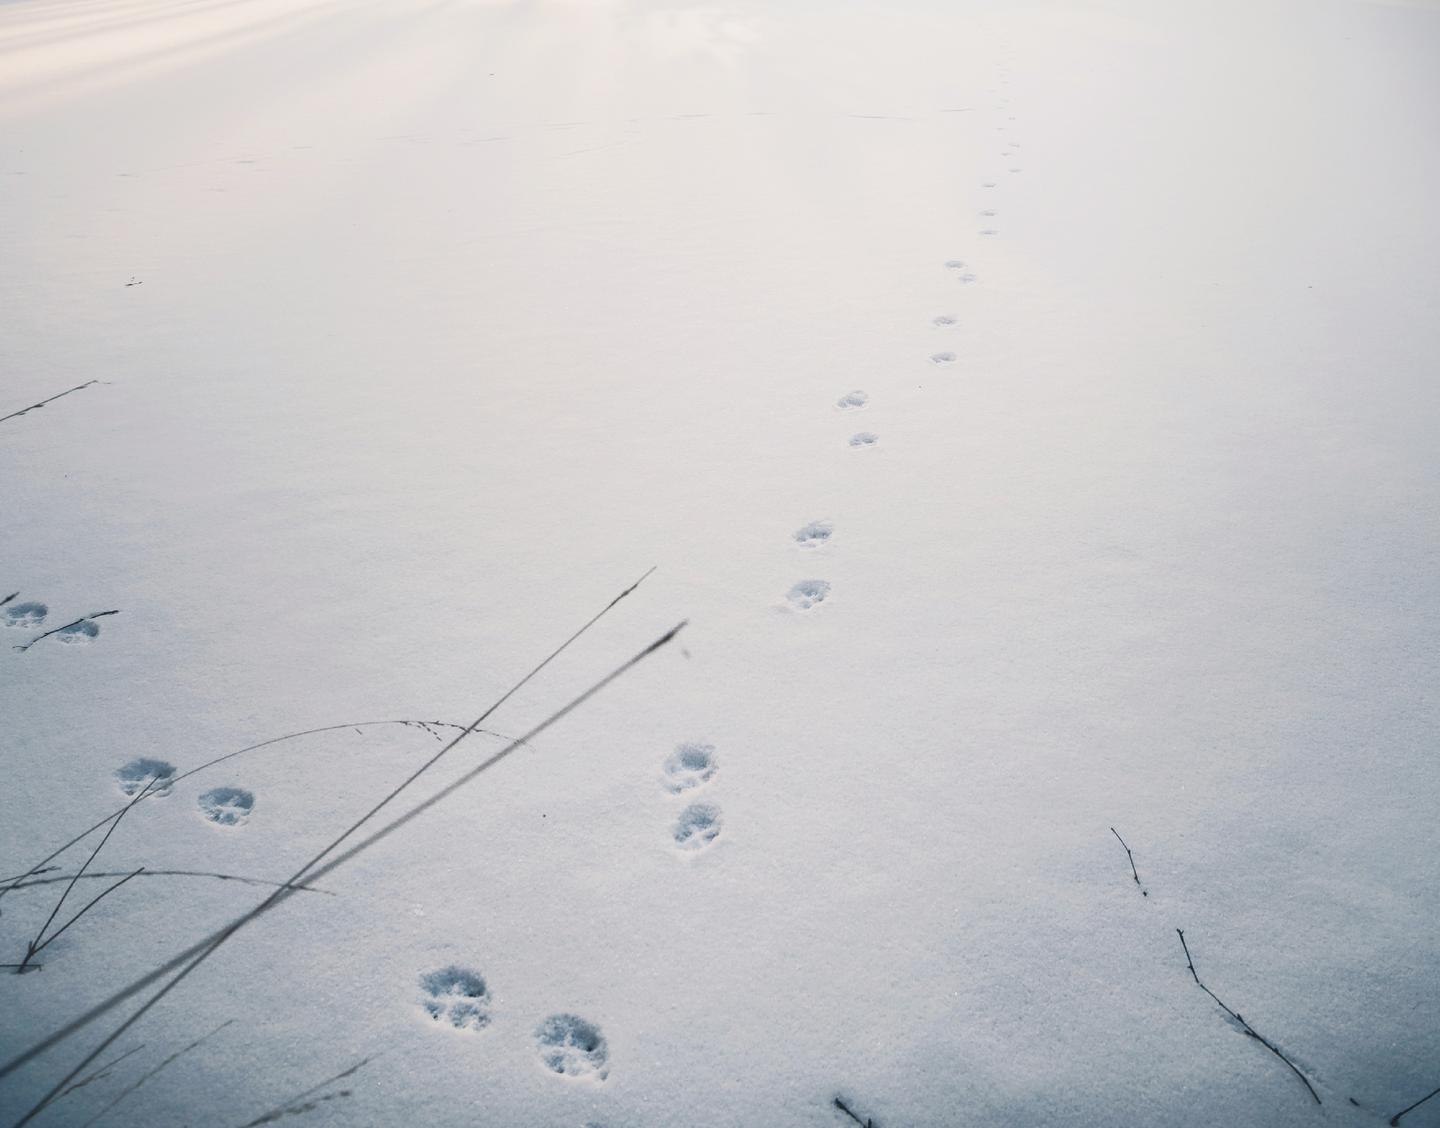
[
  {"left": 835, "top": 389, "right": 878, "bottom": 451},
  {"left": 3, "top": 598, "right": 104, "bottom": 646},
  {"left": 662, "top": 743, "right": 722, "bottom": 852},
  {"left": 418, "top": 967, "right": 609, "bottom": 1081},
  {"left": 945, "top": 259, "right": 978, "bottom": 285},
  {"left": 112, "top": 758, "right": 255, "bottom": 826}
]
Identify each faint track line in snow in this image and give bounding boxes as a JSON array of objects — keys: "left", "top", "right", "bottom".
[
  {"left": 3, "top": 576, "right": 682, "bottom": 1122},
  {"left": 80, "top": 1019, "right": 236, "bottom": 1128},
  {"left": 1176, "top": 930, "right": 1321, "bottom": 1105},
  {"left": 235, "top": 1055, "right": 374, "bottom": 1127},
  {"left": 0, "top": 380, "right": 100, "bottom": 426},
  {"left": 52, "top": 1043, "right": 146, "bottom": 1107}
]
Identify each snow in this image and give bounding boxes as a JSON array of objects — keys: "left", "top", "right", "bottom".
[{"left": 2, "top": 0, "right": 1439, "bottom": 1125}]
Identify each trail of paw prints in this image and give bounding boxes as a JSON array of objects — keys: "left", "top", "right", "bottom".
[
  {"left": 420, "top": 966, "right": 492, "bottom": 1031},
  {"left": 198, "top": 786, "right": 254, "bottom": 827},
  {"left": 536, "top": 1014, "right": 609, "bottom": 1081}
]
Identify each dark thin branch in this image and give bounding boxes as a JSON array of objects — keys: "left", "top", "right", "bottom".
[
  {"left": 0, "top": 592, "right": 17, "bottom": 608},
  {"left": 0, "top": 718, "right": 515, "bottom": 907},
  {"left": 237, "top": 1055, "right": 375, "bottom": 1128},
  {"left": 6, "top": 870, "right": 331, "bottom": 896},
  {"left": 1176, "top": 930, "right": 1320, "bottom": 1105},
  {"left": 0, "top": 380, "right": 100, "bottom": 425},
  {"left": 4, "top": 574, "right": 671, "bottom": 1115},
  {"left": 1109, "top": 827, "right": 1147, "bottom": 896},
  {"left": 30, "top": 869, "right": 145, "bottom": 958},
  {"left": 834, "top": 1096, "right": 875, "bottom": 1127},
  {"left": 13, "top": 609, "right": 120, "bottom": 653},
  {"left": 1390, "top": 1083, "right": 1440, "bottom": 1126},
  {"left": 80, "top": 1020, "right": 235, "bottom": 1128},
  {"left": 21, "top": 781, "right": 153, "bottom": 970}
]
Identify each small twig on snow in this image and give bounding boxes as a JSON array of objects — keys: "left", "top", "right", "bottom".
[
  {"left": 0, "top": 380, "right": 101, "bottom": 425},
  {"left": 1390, "top": 1082, "right": 1440, "bottom": 1126},
  {"left": 1176, "top": 930, "right": 1320, "bottom": 1105},
  {"left": 1110, "top": 827, "right": 1147, "bottom": 896},
  {"left": 834, "top": 1096, "right": 876, "bottom": 1127}
]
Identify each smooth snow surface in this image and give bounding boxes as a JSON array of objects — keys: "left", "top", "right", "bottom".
[{"left": 3, "top": 0, "right": 1439, "bottom": 1125}]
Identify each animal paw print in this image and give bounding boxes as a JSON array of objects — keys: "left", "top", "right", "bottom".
[
  {"left": 944, "top": 260, "right": 978, "bottom": 284},
  {"left": 115, "top": 758, "right": 177, "bottom": 798},
  {"left": 673, "top": 802, "right": 722, "bottom": 851},
  {"left": 56, "top": 620, "right": 100, "bottom": 644},
  {"left": 847, "top": 432, "right": 878, "bottom": 448},
  {"left": 198, "top": 786, "right": 254, "bottom": 826},
  {"left": 420, "top": 966, "right": 491, "bottom": 1031},
  {"left": 793, "top": 520, "right": 834, "bottom": 548},
  {"left": 536, "top": 1014, "right": 609, "bottom": 1080},
  {"left": 786, "top": 579, "right": 830, "bottom": 609},
  {"left": 3, "top": 602, "right": 46, "bottom": 629},
  {"left": 835, "top": 390, "right": 868, "bottom": 410},
  {"left": 662, "top": 742, "right": 718, "bottom": 793}
]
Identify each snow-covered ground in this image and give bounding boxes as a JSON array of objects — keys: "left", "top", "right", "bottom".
[{"left": 3, "top": 0, "right": 1439, "bottom": 1124}]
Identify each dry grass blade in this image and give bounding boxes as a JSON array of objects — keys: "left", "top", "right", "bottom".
[
  {"left": 236, "top": 1055, "right": 375, "bottom": 1128},
  {"left": 80, "top": 1020, "right": 235, "bottom": 1128},
  {"left": 1176, "top": 930, "right": 1320, "bottom": 1105},
  {"left": 19, "top": 781, "right": 154, "bottom": 971},
  {"left": 5, "top": 871, "right": 331, "bottom": 896},
  {"left": 29, "top": 869, "right": 145, "bottom": 959},
  {"left": 0, "top": 380, "right": 100, "bottom": 425}
]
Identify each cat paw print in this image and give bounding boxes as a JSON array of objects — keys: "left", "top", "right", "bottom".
[{"left": 420, "top": 966, "right": 492, "bottom": 1031}]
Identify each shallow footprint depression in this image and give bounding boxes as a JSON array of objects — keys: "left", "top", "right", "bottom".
[
  {"left": 663, "top": 742, "right": 719, "bottom": 793},
  {"left": 420, "top": 966, "right": 492, "bottom": 1031},
  {"left": 535, "top": 1014, "right": 610, "bottom": 1081},
  {"left": 198, "top": 786, "right": 255, "bottom": 826}
]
